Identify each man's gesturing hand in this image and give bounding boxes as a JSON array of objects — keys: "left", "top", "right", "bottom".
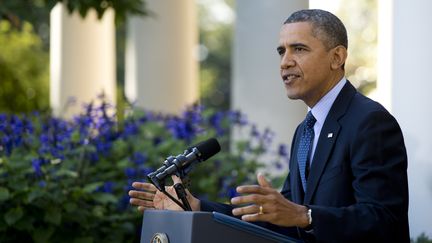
[
  {"left": 128, "top": 176, "right": 201, "bottom": 212},
  {"left": 128, "top": 181, "right": 184, "bottom": 212},
  {"left": 230, "top": 173, "right": 309, "bottom": 228}
]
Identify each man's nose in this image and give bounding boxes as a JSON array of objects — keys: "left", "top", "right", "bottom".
[{"left": 280, "top": 54, "right": 295, "bottom": 69}]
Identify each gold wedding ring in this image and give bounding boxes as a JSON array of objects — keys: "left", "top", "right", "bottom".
[{"left": 259, "top": 205, "right": 264, "bottom": 215}]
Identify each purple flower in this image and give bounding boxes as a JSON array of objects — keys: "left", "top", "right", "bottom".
[
  {"left": 153, "top": 137, "right": 163, "bottom": 146},
  {"left": 250, "top": 125, "right": 259, "bottom": 137},
  {"left": 278, "top": 144, "right": 289, "bottom": 157},
  {"left": 262, "top": 128, "right": 274, "bottom": 144},
  {"left": 125, "top": 167, "right": 137, "bottom": 178},
  {"left": 2, "top": 135, "right": 13, "bottom": 155},
  {"left": 123, "top": 120, "right": 139, "bottom": 138},
  {"left": 38, "top": 180, "right": 47, "bottom": 187},
  {"left": 23, "top": 117, "right": 34, "bottom": 134},
  {"left": 182, "top": 104, "right": 203, "bottom": 125},
  {"left": 118, "top": 195, "right": 130, "bottom": 211},
  {"left": 100, "top": 181, "right": 114, "bottom": 193},
  {"left": 87, "top": 152, "right": 99, "bottom": 163},
  {"left": 228, "top": 110, "right": 248, "bottom": 126},
  {"left": 139, "top": 167, "right": 153, "bottom": 177},
  {"left": 227, "top": 187, "right": 239, "bottom": 198},
  {"left": 130, "top": 152, "right": 148, "bottom": 165},
  {"left": 274, "top": 160, "right": 283, "bottom": 170},
  {"left": 40, "top": 134, "right": 49, "bottom": 144},
  {"left": 32, "top": 158, "right": 43, "bottom": 177},
  {"left": 209, "top": 111, "right": 225, "bottom": 136},
  {"left": 166, "top": 118, "right": 196, "bottom": 141},
  {"left": 95, "top": 139, "right": 112, "bottom": 156}
]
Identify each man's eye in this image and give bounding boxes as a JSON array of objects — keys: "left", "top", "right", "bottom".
[
  {"left": 294, "top": 47, "right": 306, "bottom": 52},
  {"left": 277, "top": 49, "right": 285, "bottom": 56}
]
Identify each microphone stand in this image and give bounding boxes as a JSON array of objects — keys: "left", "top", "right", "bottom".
[
  {"left": 174, "top": 183, "right": 192, "bottom": 211},
  {"left": 148, "top": 172, "right": 192, "bottom": 211}
]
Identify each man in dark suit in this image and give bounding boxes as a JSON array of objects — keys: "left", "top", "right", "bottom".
[{"left": 129, "top": 9, "right": 409, "bottom": 242}]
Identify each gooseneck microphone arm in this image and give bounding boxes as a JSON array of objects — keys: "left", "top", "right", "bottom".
[
  {"left": 146, "top": 138, "right": 221, "bottom": 211},
  {"left": 147, "top": 156, "right": 188, "bottom": 211}
]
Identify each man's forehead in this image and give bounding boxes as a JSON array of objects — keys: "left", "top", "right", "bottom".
[
  {"left": 278, "top": 22, "right": 315, "bottom": 43},
  {"left": 280, "top": 21, "right": 313, "bottom": 34}
]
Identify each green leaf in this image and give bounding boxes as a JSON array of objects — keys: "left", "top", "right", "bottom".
[
  {"left": 54, "top": 169, "right": 78, "bottom": 178},
  {"left": 63, "top": 202, "right": 77, "bottom": 213},
  {"left": 44, "top": 207, "right": 62, "bottom": 225},
  {"left": 26, "top": 188, "right": 44, "bottom": 203},
  {"left": 4, "top": 207, "right": 23, "bottom": 225},
  {"left": 8, "top": 180, "right": 28, "bottom": 191},
  {"left": 14, "top": 217, "right": 34, "bottom": 231},
  {"left": 32, "top": 226, "right": 54, "bottom": 243},
  {"left": 73, "top": 237, "right": 93, "bottom": 243},
  {"left": 82, "top": 182, "right": 103, "bottom": 193},
  {"left": 92, "top": 205, "right": 105, "bottom": 217},
  {"left": 0, "top": 187, "right": 10, "bottom": 201},
  {"left": 93, "top": 193, "right": 117, "bottom": 204}
]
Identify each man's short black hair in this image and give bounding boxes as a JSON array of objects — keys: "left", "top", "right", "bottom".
[{"left": 284, "top": 9, "right": 348, "bottom": 50}]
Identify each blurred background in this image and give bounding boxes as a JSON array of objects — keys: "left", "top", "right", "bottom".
[{"left": 0, "top": 0, "right": 431, "bottom": 241}]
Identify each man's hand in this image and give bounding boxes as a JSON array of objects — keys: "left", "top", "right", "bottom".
[
  {"left": 128, "top": 176, "right": 201, "bottom": 212},
  {"left": 230, "top": 173, "right": 309, "bottom": 228}
]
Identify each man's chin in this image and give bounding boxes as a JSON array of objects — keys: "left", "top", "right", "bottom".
[{"left": 286, "top": 93, "right": 300, "bottom": 100}]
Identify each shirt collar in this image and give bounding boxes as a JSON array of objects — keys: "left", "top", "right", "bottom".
[{"left": 308, "top": 77, "right": 347, "bottom": 126}]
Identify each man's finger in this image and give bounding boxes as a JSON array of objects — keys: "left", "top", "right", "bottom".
[
  {"left": 129, "top": 198, "right": 154, "bottom": 208},
  {"left": 137, "top": 206, "right": 155, "bottom": 212},
  {"left": 171, "top": 175, "right": 182, "bottom": 184},
  {"left": 241, "top": 212, "right": 271, "bottom": 222},
  {"left": 236, "top": 185, "right": 271, "bottom": 194},
  {"left": 128, "top": 190, "right": 155, "bottom": 200},
  {"left": 232, "top": 204, "right": 261, "bottom": 216},
  {"left": 132, "top": 182, "right": 157, "bottom": 192},
  {"left": 257, "top": 173, "right": 272, "bottom": 188},
  {"left": 231, "top": 194, "right": 264, "bottom": 205}
]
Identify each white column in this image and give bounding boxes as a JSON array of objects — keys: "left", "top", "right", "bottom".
[
  {"left": 125, "top": 0, "right": 198, "bottom": 114},
  {"left": 232, "top": 1, "right": 308, "bottom": 155},
  {"left": 378, "top": 0, "right": 432, "bottom": 238},
  {"left": 50, "top": 3, "right": 116, "bottom": 117}
]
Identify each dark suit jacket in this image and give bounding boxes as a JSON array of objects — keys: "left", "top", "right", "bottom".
[{"left": 201, "top": 81, "right": 409, "bottom": 242}]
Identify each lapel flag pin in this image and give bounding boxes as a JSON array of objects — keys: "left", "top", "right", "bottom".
[{"left": 327, "top": 133, "right": 333, "bottom": 138}]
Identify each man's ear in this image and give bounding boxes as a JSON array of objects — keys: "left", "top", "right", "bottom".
[{"left": 330, "top": 45, "right": 348, "bottom": 70}]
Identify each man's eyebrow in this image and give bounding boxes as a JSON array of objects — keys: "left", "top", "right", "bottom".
[
  {"left": 289, "top": 43, "right": 309, "bottom": 49},
  {"left": 276, "top": 43, "right": 309, "bottom": 53}
]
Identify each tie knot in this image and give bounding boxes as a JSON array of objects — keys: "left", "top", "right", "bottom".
[{"left": 305, "top": 111, "right": 316, "bottom": 129}]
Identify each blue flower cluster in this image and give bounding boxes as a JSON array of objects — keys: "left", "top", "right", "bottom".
[
  {"left": 0, "top": 96, "right": 291, "bottom": 214},
  {"left": 0, "top": 95, "right": 294, "bottom": 242},
  {"left": 0, "top": 114, "right": 34, "bottom": 156}
]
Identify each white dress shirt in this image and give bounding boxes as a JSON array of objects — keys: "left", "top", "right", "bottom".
[{"left": 308, "top": 77, "right": 347, "bottom": 165}]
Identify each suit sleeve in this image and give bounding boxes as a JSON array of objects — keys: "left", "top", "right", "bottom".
[
  {"left": 308, "top": 110, "right": 409, "bottom": 242},
  {"left": 200, "top": 199, "right": 234, "bottom": 215}
]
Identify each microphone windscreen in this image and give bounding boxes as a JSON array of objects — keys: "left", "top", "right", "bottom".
[{"left": 195, "top": 138, "right": 221, "bottom": 161}]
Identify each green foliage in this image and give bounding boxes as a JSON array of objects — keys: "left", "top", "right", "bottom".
[
  {"left": 0, "top": 20, "right": 49, "bottom": 113},
  {"left": 412, "top": 233, "right": 432, "bottom": 243},
  {"left": 0, "top": 98, "right": 289, "bottom": 242},
  {"left": 52, "top": 0, "right": 147, "bottom": 24},
  {"left": 0, "top": 0, "right": 147, "bottom": 25},
  {"left": 197, "top": 0, "right": 234, "bottom": 110},
  {"left": 336, "top": 0, "right": 378, "bottom": 95}
]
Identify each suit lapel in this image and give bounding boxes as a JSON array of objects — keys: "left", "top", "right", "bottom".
[
  {"left": 304, "top": 119, "right": 340, "bottom": 203},
  {"left": 303, "top": 81, "right": 357, "bottom": 204}
]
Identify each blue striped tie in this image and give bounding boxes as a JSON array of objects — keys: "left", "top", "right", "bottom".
[{"left": 297, "top": 111, "right": 316, "bottom": 192}]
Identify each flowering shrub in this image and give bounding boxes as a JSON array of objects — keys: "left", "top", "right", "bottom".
[{"left": 0, "top": 98, "right": 290, "bottom": 243}]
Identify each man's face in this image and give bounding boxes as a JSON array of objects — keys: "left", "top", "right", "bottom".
[{"left": 278, "top": 22, "right": 338, "bottom": 107}]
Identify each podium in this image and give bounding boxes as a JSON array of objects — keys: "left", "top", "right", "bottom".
[{"left": 140, "top": 210, "right": 301, "bottom": 243}]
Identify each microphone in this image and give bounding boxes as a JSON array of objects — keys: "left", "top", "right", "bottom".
[{"left": 147, "top": 138, "right": 221, "bottom": 191}]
